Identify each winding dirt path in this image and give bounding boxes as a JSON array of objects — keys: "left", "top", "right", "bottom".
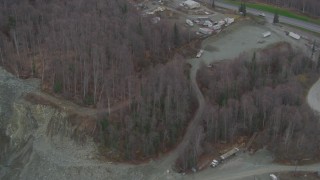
[
  {"left": 26, "top": 91, "right": 130, "bottom": 117},
  {"left": 145, "top": 56, "right": 206, "bottom": 172}
]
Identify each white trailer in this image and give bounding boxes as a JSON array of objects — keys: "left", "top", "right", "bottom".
[
  {"left": 220, "top": 148, "right": 240, "bottom": 161},
  {"left": 289, "top": 32, "right": 300, "bottom": 40},
  {"left": 262, "top": 31, "right": 271, "bottom": 38},
  {"left": 199, "top": 28, "right": 213, "bottom": 35}
]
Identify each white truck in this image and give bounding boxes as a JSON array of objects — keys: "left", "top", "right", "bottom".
[
  {"left": 196, "top": 49, "right": 204, "bottom": 58},
  {"left": 210, "top": 159, "right": 219, "bottom": 167},
  {"left": 258, "top": 12, "right": 266, "bottom": 17}
]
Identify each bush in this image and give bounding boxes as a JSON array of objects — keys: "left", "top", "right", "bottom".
[
  {"left": 53, "top": 80, "right": 62, "bottom": 93},
  {"left": 83, "top": 94, "right": 94, "bottom": 105}
]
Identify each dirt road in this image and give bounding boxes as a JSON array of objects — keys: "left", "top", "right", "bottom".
[{"left": 27, "top": 91, "right": 130, "bottom": 118}]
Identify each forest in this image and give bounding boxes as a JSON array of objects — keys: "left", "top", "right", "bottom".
[
  {"left": 175, "top": 42, "right": 320, "bottom": 171},
  {"left": 0, "top": 0, "right": 196, "bottom": 161},
  {"left": 0, "top": 0, "right": 190, "bottom": 107},
  {"left": 98, "top": 58, "right": 197, "bottom": 160}
]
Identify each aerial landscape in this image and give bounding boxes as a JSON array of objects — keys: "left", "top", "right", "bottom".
[{"left": 0, "top": 0, "right": 320, "bottom": 179}]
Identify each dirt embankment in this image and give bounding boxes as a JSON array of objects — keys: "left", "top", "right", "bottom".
[{"left": 307, "top": 78, "right": 320, "bottom": 115}]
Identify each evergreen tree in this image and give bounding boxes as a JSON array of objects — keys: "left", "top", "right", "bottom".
[
  {"left": 173, "top": 23, "right": 180, "bottom": 47},
  {"left": 8, "top": 16, "right": 16, "bottom": 29},
  {"left": 311, "top": 40, "right": 316, "bottom": 58},
  {"left": 137, "top": 20, "right": 143, "bottom": 35},
  {"left": 317, "top": 54, "right": 320, "bottom": 71},
  {"left": 273, "top": 11, "right": 279, "bottom": 23},
  {"left": 243, "top": 3, "right": 247, "bottom": 16},
  {"left": 239, "top": 2, "right": 246, "bottom": 16},
  {"left": 239, "top": 3, "right": 243, "bottom": 13},
  {"left": 212, "top": 0, "right": 215, "bottom": 8}
]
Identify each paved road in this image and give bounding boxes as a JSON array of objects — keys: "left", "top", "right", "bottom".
[
  {"left": 191, "top": 163, "right": 320, "bottom": 180},
  {"left": 215, "top": 1, "right": 320, "bottom": 33}
]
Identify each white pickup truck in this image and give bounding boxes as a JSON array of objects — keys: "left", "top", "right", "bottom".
[
  {"left": 196, "top": 49, "right": 204, "bottom": 58},
  {"left": 258, "top": 12, "right": 266, "bottom": 17},
  {"left": 210, "top": 159, "right": 219, "bottom": 167}
]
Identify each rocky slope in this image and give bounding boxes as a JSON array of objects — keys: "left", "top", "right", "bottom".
[
  {"left": 0, "top": 65, "right": 186, "bottom": 180},
  {"left": 0, "top": 67, "right": 143, "bottom": 180}
]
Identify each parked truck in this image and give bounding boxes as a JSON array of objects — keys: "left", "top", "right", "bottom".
[
  {"left": 210, "top": 147, "right": 240, "bottom": 168},
  {"left": 210, "top": 159, "right": 219, "bottom": 167},
  {"left": 220, "top": 147, "right": 240, "bottom": 161}
]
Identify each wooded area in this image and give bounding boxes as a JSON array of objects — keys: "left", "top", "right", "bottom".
[
  {"left": 176, "top": 43, "right": 320, "bottom": 171},
  {"left": 0, "top": 0, "right": 189, "bottom": 107},
  {"left": 98, "top": 58, "right": 197, "bottom": 160},
  {"left": 0, "top": 0, "right": 196, "bottom": 161}
]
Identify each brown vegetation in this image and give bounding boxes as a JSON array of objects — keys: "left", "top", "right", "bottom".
[
  {"left": 175, "top": 42, "right": 320, "bottom": 171},
  {"left": 0, "top": 0, "right": 197, "bottom": 161},
  {"left": 97, "top": 58, "right": 198, "bottom": 161},
  {"left": 0, "top": 0, "right": 191, "bottom": 107}
]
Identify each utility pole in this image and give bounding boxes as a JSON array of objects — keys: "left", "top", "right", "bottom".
[{"left": 311, "top": 40, "right": 316, "bottom": 59}]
